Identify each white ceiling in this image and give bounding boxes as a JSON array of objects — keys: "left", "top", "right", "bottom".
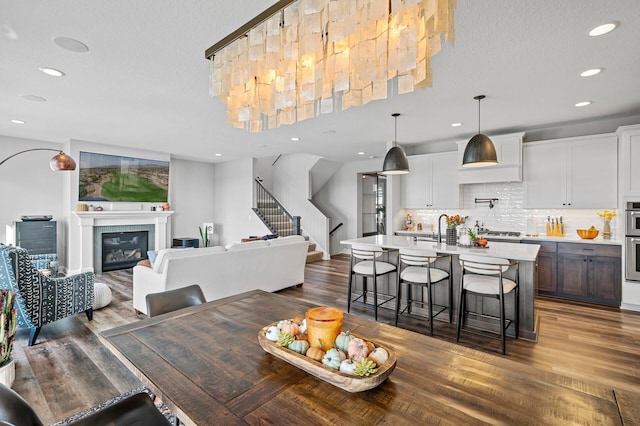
[{"left": 2, "top": 0, "right": 640, "bottom": 164}]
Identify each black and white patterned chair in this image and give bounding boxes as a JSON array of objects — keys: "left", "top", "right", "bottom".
[{"left": 0, "top": 245, "right": 94, "bottom": 346}]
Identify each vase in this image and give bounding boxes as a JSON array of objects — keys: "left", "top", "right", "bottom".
[
  {"left": 446, "top": 228, "right": 457, "bottom": 246},
  {"left": 0, "top": 358, "right": 15, "bottom": 388},
  {"left": 602, "top": 219, "right": 612, "bottom": 239}
]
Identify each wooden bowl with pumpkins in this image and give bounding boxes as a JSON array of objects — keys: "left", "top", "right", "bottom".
[
  {"left": 576, "top": 228, "right": 599, "bottom": 239},
  {"left": 258, "top": 316, "right": 397, "bottom": 392}
]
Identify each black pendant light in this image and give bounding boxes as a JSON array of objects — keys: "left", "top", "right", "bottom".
[
  {"left": 462, "top": 95, "right": 498, "bottom": 167},
  {"left": 381, "top": 113, "right": 409, "bottom": 175}
]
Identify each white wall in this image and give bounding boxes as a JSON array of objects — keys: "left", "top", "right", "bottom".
[
  {"left": 314, "top": 158, "right": 383, "bottom": 255},
  {"left": 212, "top": 157, "right": 269, "bottom": 247},
  {"left": 169, "top": 158, "right": 216, "bottom": 244},
  {"left": 0, "top": 136, "right": 66, "bottom": 262}
]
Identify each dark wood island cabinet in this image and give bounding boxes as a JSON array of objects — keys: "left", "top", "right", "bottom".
[{"left": 523, "top": 240, "right": 621, "bottom": 307}]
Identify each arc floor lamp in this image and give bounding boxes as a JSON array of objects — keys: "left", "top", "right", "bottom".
[{"left": 0, "top": 148, "right": 76, "bottom": 171}]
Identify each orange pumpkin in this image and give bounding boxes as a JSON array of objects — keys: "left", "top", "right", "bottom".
[
  {"left": 306, "top": 342, "right": 325, "bottom": 362},
  {"left": 281, "top": 322, "right": 300, "bottom": 336},
  {"left": 347, "top": 337, "right": 370, "bottom": 360}
]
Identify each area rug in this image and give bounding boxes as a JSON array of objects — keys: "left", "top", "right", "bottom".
[{"left": 51, "top": 386, "right": 181, "bottom": 425}]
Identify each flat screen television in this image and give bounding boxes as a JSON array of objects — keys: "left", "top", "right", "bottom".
[{"left": 78, "top": 151, "right": 170, "bottom": 202}]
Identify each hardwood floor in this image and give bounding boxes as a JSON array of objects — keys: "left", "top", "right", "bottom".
[{"left": 11, "top": 255, "right": 640, "bottom": 424}]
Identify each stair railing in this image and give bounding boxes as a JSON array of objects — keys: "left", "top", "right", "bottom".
[
  {"left": 253, "top": 178, "right": 301, "bottom": 237},
  {"left": 329, "top": 222, "right": 343, "bottom": 237}
]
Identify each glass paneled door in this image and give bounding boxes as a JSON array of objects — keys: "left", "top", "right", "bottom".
[{"left": 361, "top": 174, "right": 386, "bottom": 237}]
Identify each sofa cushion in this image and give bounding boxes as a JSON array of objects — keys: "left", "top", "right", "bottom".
[
  {"left": 226, "top": 240, "right": 270, "bottom": 251},
  {"left": 152, "top": 248, "right": 196, "bottom": 273},
  {"left": 268, "top": 235, "right": 306, "bottom": 246}
]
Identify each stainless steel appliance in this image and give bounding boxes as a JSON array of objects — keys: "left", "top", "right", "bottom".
[{"left": 626, "top": 202, "right": 640, "bottom": 281}]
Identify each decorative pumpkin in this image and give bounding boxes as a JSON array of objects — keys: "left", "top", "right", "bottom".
[
  {"left": 354, "top": 358, "right": 377, "bottom": 377},
  {"left": 306, "top": 342, "right": 325, "bottom": 362},
  {"left": 335, "top": 331, "right": 354, "bottom": 353},
  {"left": 281, "top": 322, "right": 300, "bottom": 336},
  {"left": 277, "top": 332, "right": 295, "bottom": 347},
  {"left": 265, "top": 326, "right": 280, "bottom": 341},
  {"left": 347, "top": 337, "right": 370, "bottom": 360},
  {"left": 288, "top": 339, "right": 309, "bottom": 355},
  {"left": 292, "top": 316, "right": 304, "bottom": 325},
  {"left": 299, "top": 318, "right": 307, "bottom": 334},
  {"left": 339, "top": 358, "right": 357, "bottom": 375},
  {"left": 296, "top": 333, "right": 308, "bottom": 341},
  {"left": 368, "top": 347, "right": 389, "bottom": 367},
  {"left": 277, "top": 319, "right": 291, "bottom": 328},
  {"left": 322, "top": 348, "right": 344, "bottom": 370}
]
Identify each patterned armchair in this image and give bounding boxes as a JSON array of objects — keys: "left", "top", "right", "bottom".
[{"left": 0, "top": 245, "right": 94, "bottom": 346}]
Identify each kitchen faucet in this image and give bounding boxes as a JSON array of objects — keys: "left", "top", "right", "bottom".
[{"left": 437, "top": 214, "right": 448, "bottom": 244}]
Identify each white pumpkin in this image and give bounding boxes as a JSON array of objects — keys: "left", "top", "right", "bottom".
[
  {"left": 299, "top": 318, "right": 307, "bottom": 334},
  {"left": 339, "top": 358, "right": 357, "bottom": 375},
  {"left": 265, "top": 326, "right": 280, "bottom": 341},
  {"left": 368, "top": 347, "right": 389, "bottom": 366}
]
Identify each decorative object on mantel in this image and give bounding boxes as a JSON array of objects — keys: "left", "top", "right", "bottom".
[
  {"left": 0, "top": 148, "right": 76, "bottom": 171},
  {"left": 206, "top": 0, "right": 455, "bottom": 132},
  {"left": 382, "top": 113, "right": 410, "bottom": 175},
  {"left": 462, "top": 95, "right": 498, "bottom": 167},
  {"left": 77, "top": 203, "right": 88, "bottom": 212},
  {"left": 0, "top": 290, "right": 17, "bottom": 388},
  {"left": 597, "top": 210, "right": 616, "bottom": 239}
]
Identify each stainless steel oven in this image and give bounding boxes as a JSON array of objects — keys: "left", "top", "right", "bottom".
[{"left": 626, "top": 202, "right": 640, "bottom": 281}]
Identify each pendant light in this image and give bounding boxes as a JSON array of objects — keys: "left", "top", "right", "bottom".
[
  {"left": 382, "top": 113, "right": 409, "bottom": 175},
  {"left": 462, "top": 95, "right": 498, "bottom": 167}
]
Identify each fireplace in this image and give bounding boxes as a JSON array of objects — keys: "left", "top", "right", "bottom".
[{"left": 101, "top": 231, "right": 149, "bottom": 271}]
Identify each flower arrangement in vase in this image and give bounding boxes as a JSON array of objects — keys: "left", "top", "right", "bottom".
[
  {"left": 446, "top": 215, "right": 465, "bottom": 229},
  {"left": 597, "top": 210, "right": 617, "bottom": 239},
  {"left": 445, "top": 215, "right": 466, "bottom": 245}
]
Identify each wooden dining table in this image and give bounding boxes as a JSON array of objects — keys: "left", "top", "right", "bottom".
[{"left": 100, "top": 290, "right": 635, "bottom": 425}]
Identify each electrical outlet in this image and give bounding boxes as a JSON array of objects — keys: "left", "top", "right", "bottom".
[{"left": 203, "top": 222, "right": 214, "bottom": 234}]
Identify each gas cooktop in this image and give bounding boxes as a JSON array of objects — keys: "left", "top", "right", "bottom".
[{"left": 482, "top": 230, "right": 522, "bottom": 237}]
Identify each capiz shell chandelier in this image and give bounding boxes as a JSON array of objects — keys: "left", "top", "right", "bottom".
[{"left": 207, "top": 0, "right": 455, "bottom": 132}]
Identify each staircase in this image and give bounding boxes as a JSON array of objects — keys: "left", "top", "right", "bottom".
[
  {"left": 306, "top": 241, "right": 324, "bottom": 264},
  {"left": 255, "top": 200, "right": 295, "bottom": 236}
]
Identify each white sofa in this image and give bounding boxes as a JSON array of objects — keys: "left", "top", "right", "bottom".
[{"left": 133, "top": 235, "right": 308, "bottom": 315}]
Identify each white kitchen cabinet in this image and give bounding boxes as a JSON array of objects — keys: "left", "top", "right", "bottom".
[
  {"left": 617, "top": 124, "right": 640, "bottom": 197},
  {"left": 401, "top": 152, "right": 459, "bottom": 208},
  {"left": 523, "top": 134, "right": 617, "bottom": 208},
  {"left": 457, "top": 132, "right": 524, "bottom": 183}
]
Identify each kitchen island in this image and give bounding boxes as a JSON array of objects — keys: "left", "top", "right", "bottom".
[{"left": 341, "top": 235, "right": 541, "bottom": 340}]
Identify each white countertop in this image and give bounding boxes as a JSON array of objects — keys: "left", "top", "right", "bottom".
[{"left": 342, "top": 235, "right": 540, "bottom": 262}]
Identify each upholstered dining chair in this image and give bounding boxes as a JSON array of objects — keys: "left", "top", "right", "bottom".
[
  {"left": 145, "top": 284, "right": 206, "bottom": 317},
  {"left": 395, "top": 248, "right": 452, "bottom": 336},
  {"left": 0, "top": 246, "right": 94, "bottom": 346},
  {"left": 347, "top": 245, "right": 397, "bottom": 321},
  {"left": 457, "top": 254, "right": 519, "bottom": 355},
  {"left": 0, "top": 382, "right": 171, "bottom": 426}
]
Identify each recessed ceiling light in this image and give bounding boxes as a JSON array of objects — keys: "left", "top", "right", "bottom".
[
  {"left": 321, "top": 129, "right": 336, "bottom": 134},
  {"left": 357, "top": 152, "right": 365, "bottom": 155},
  {"left": 369, "top": 156, "right": 377, "bottom": 159},
  {"left": 575, "top": 101, "right": 592, "bottom": 107},
  {"left": 581, "top": 68, "right": 603, "bottom": 77},
  {"left": 10, "top": 119, "right": 26, "bottom": 124},
  {"left": 451, "top": 122, "right": 463, "bottom": 127},
  {"left": 19, "top": 94, "right": 47, "bottom": 102},
  {"left": 589, "top": 21, "right": 618, "bottom": 37},
  {"left": 215, "top": 153, "right": 222, "bottom": 157},
  {"left": 290, "top": 137, "right": 301, "bottom": 141},
  {"left": 52, "top": 36, "right": 89, "bottom": 53},
  {"left": 39, "top": 67, "right": 65, "bottom": 77}
]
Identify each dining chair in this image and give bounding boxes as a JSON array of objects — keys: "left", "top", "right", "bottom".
[
  {"left": 347, "top": 244, "right": 397, "bottom": 321},
  {"left": 0, "top": 382, "right": 171, "bottom": 426},
  {"left": 395, "top": 248, "right": 452, "bottom": 336},
  {"left": 145, "top": 284, "right": 206, "bottom": 317},
  {"left": 456, "top": 254, "right": 519, "bottom": 355}
]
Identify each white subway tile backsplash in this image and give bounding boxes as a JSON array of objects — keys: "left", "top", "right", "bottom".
[{"left": 403, "top": 182, "right": 620, "bottom": 236}]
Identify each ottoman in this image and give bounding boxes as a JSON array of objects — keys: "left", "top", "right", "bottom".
[{"left": 94, "top": 282, "right": 113, "bottom": 309}]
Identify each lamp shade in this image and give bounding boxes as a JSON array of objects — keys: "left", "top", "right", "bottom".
[
  {"left": 381, "top": 146, "right": 409, "bottom": 175},
  {"left": 462, "top": 133, "right": 497, "bottom": 167},
  {"left": 50, "top": 151, "right": 76, "bottom": 171}
]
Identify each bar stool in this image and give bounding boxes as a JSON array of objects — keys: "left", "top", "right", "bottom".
[
  {"left": 348, "top": 245, "right": 397, "bottom": 321},
  {"left": 456, "top": 254, "right": 519, "bottom": 355},
  {"left": 395, "top": 248, "right": 452, "bottom": 336}
]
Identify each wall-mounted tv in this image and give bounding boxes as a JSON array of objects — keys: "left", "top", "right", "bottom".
[{"left": 79, "top": 151, "right": 170, "bottom": 202}]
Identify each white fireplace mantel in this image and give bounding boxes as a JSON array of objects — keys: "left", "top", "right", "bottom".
[{"left": 70, "top": 211, "right": 173, "bottom": 273}]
